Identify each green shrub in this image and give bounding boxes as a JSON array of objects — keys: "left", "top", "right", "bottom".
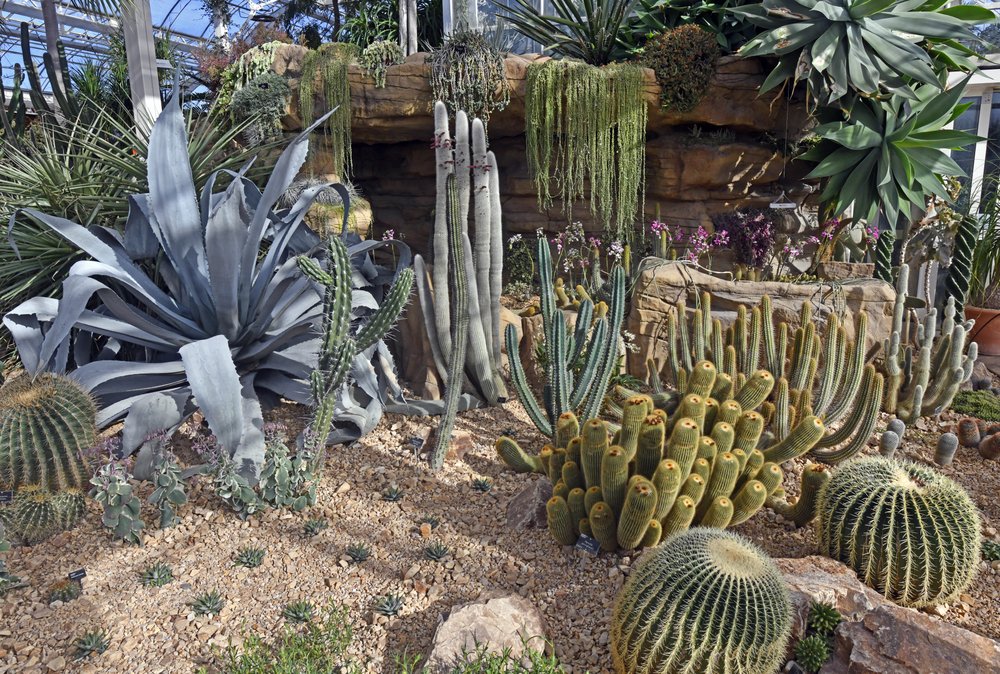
[
  {"left": 641, "top": 25, "right": 719, "bottom": 113},
  {"left": 229, "top": 71, "right": 291, "bottom": 147},
  {"left": 951, "top": 390, "right": 1000, "bottom": 421}
]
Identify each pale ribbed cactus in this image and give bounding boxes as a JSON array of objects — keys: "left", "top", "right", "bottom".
[
  {"left": 611, "top": 528, "right": 791, "bottom": 674},
  {"left": 816, "top": 457, "right": 981, "bottom": 607},
  {"left": 413, "top": 102, "right": 506, "bottom": 408}
]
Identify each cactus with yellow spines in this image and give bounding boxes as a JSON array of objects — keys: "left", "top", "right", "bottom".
[
  {"left": 562, "top": 461, "right": 583, "bottom": 490},
  {"left": 733, "top": 412, "right": 765, "bottom": 453},
  {"left": 665, "top": 419, "right": 700, "bottom": 481},
  {"left": 581, "top": 419, "right": 608, "bottom": 487},
  {"left": 756, "top": 462, "right": 784, "bottom": 495},
  {"left": 662, "top": 495, "right": 697, "bottom": 539},
  {"left": 733, "top": 370, "right": 775, "bottom": 411},
  {"left": 567, "top": 488, "right": 587, "bottom": 529},
  {"left": 767, "top": 463, "right": 829, "bottom": 526},
  {"left": 810, "top": 365, "right": 882, "bottom": 464},
  {"left": 602, "top": 447, "right": 630, "bottom": 516},
  {"left": 565, "top": 437, "right": 581, "bottom": 465},
  {"left": 589, "top": 501, "right": 617, "bottom": 551},
  {"left": 716, "top": 400, "right": 742, "bottom": 427},
  {"left": 619, "top": 396, "right": 650, "bottom": 460},
  {"left": 686, "top": 360, "right": 717, "bottom": 398},
  {"left": 731, "top": 480, "right": 768, "bottom": 526},
  {"left": 585, "top": 486, "right": 604, "bottom": 513},
  {"left": 710, "top": 421, "right": 735, "bottom": 454},
  {"left": 700, "top": 496, "right": 735, "bottom": 528},
  {"left": 494, "top": 437, "right": 543, "bottom": 473},
  {"left": 546, "top": 496, "right": 577, "bottom": 545},
  {"left": 555, "top": 412, "right": 580, "bottom": 450},
  {"left": 692, "top": 457, "right": 711, "bottom": 482},
  {"left": 618, "top": 477, "right": 658, "bottom": 549},
  {"left": 697, "top": 436, "right": 717, "bottom": 462},
  {"left": 640, "top": 520, "right": 662, "bottom": 547},
  {"left": 761, "top": 415, "right": 825, "bottom": 464},
  {"left": 635, "top": 416, "right": 665, "bottom": 479},
  {"left": 651, "top": 459, "right": 682, "bottom": 521},
  {"left": 678, "top": 473, "right": 706, "bottom": 504}
]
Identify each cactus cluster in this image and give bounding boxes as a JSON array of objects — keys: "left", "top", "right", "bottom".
[
  {"left": 47, "top": 579, "right": 82, "bottom": 603},
  {"left": 611, "top": 528, "right": 791, "bottom": 674},
  {"left": 0, "top": 485, "right": 85, "bottom": 544},
  {"left": 647, "top": 294, "right": 882, "bottom": 464},
  {"left": 882, "top": 264, "right": 976, "bottom": 423},
  {"left": 951, "top": 417, "right": 1000, "bottom": 461},
  {"left": 816, "top": 457, "right": 981, "bottom": 607},
  {"left": 498, "top": 380, "right": 819, "bottom": 550}
]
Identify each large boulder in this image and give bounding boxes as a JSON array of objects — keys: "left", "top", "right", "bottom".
[{"left": 627, "top": 262, "right": 896, "bottom": 376}]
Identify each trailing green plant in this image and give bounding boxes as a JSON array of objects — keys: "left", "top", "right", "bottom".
[
  {"left": 190, "top": 589, "right": 225, "bottom": 616},
  {"left": 471, "top": 477, "right": 493, "bottom": 492},
  {"left": 423, "top": 541, "right": 450, "bottom": 561},
  {"left": 359, "top": 39, "right": 404, "bottom": 88},
  {"left": 147, "top": 449, "right": 187, "bottom": 529},
  {"left": 611, "top": 527, "right": 791, "bottom": 674},
  {"left": 346, "top": 542, "right": 371, "bottom": 562},
  {"left": 47, "top": 579, "right": 81, "bottom": 603},
  {"left": 234, "top": 547, "right": 266, "bottom": 568},
  {"left": 794, "top": 635, "right": 830, "bottom": 673},
  {"left": 381, "top": 485, "right": 405, "bottom": 502},
  {"left": 816, "top": 456, "right": 981, "bottom": 607},
  {"left": 807, "top": 601, "right": 841, "bottom": 636},
  {"left": 525, "top": 59, "right": 647, "bottom": 239},
  {"left": 217, "top": 40, "right": 285, "bottom": 109},
  {"left": 229, "top": 71, "right": 291, "bottom": 147},
  {"left": 0, "top": 373, "right": 97, "bottom": 493},
  {"left": 498, "top": 0, "right": 637, "bottom": 65},
  {"left": 640, "top": 25, "right": 719, "bottom": 113},
  {"left": 951, "top": 390, "right": 1000, "bottom": 421},
  {"left": 734, "top": 0, "right": 990, "bottom": 108},
  {"left": 303, "top": 518, "right": 328, "bottom": 537},
  {"left": 139, "top": 562, "right": 174, "bottom": 587},
  {"left": 75, "top": 629, "right": 110, "bottom": 658},
  {"left": 298, "top": 43, "right": 358, "bottom": 179},
  {"left": 882, "top": 264, "right": 976, "bottom": 422},
  {"left": 372, "top": 592, "right": 404, "bottom": 616},
  {"left": 90, "top": 461, "right": 144, "bottom": 545},
  {"left": 0, "top": 485, "right": 85, "bottom": 544},
  {"left": 282, "top": 601, "right": 316, "bottom": 623},
  {"left": 624, "top": 0, "right": 757, "bottom": 54},
  {"left": 507, "top": 237, "right": 626, "bottom": 438},
  {"left": 430, "top": 31, "right": 510, "bottom": 128}
]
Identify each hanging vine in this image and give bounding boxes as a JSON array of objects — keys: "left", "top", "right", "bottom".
[
  {"left": 299, "top": 43, "right": 359, "bottom": 180},
  {"left": 360, "top": 40, "right": 404, "bottom": 88},
  {"left": 525, "top": 59, "right": 647, "bottom": 241},
  {"left": 217, "top": 41, "right": 283, "bottom": 109},
  {"left": 430, "top": 30, "right": 510, "bottom": 130}
]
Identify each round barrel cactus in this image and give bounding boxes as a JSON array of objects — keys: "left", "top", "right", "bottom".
[
  {"left": 611, "top": 527, "right": 791, "bottom": 674},
  {"left": 0, "top": 374, "right": 97, "bottom": 492},
  {"left": 816, "top": 457, "right": 981, "bottom": 607}
]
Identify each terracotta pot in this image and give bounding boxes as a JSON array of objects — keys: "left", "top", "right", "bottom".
[{"left": 966, "top": 305, "right": 1000, "bottom": 356}]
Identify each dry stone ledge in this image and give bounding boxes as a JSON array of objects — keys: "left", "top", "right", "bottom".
[
  {"left": 778, "top": 556, "right": 1000, "bottom": 674},
  {"left": 627, "top": 261, "right": 896, "bottom": 376},
  {"left": 424, "top": 594, "right": 548, "bottom": 673}
]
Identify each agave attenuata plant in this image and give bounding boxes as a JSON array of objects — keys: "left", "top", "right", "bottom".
[{"left": 3, "top": 92, "right": 411, "bottom": 480}]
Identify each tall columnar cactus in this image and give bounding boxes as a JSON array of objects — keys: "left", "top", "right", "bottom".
[
  {"left": 816, "top": 457, "right": 981, "bottom": 607},
  {"left": 0, "top": 373, "right": 97, "bottom": 492},
  {"left": 611, "top": 528, "right": 791, "bottom": 674},
  {"left": 946, "top": 215, "right": 977, "bottom": 317},
  {"left": 508, "top": 235, "right": 626, "bottom": 437},
  {"left": 413, "top": 102, "right": 506, "bottom": 407},
  {"left": 297, "top": 236, "right": 414, "bottom": 457},
  {"left": 881, "top": 263, "right": 976, "bottom": 423},
  {"left": 873, "top": 229, "right": 895, "bottom": 284},
  {"left": 497, "top": 392, "right": 785, "bottom": 550}
]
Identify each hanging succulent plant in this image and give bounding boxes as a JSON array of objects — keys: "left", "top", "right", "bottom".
[{"left": 430, "top": 30, "right": 510, "bottom": 129}]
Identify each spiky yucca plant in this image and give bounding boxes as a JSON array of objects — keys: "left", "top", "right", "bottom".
[
  {"left": 233, "top": 547, "right": 266, "bottom": 569},
  {"left": 139, "top": 562, "right": 174, "bottom": 587},
  {"left": 424, "top": 541, "right": 450, "bottom": 561},
  {"left": 612, "top": 528, "right": 791, "bottom": 674},
  {"left": 190, "top": 590, "right": 224, "bottom": 616},
  {"left": 373, "top": 593, "right": 404, "bottom": 617},
  {"left": 816, "top": 457, "right": 981, "bottom": 607},
  {"left": 75, "top": 629, "right": 110, "bottom": 657},
  {"left": 282, "top": 601, "right": 315, "bottom": 623}
]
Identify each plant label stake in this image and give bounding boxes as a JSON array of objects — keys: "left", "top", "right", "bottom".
[
  {"left": 575, "top": 534, "right": 601, "bottom": 556},
  {"left": 68, "top": 568, "right": 86, "bottom": 587},
  {"left": 0, "top": 491, "right": 12, "bottom": 504}
]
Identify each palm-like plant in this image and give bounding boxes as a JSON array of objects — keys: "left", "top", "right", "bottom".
[
  {"left": 735, "top": 0, "right": 991, "bottom": 107},
  {"left": 800, "top": 78, "right": 979, "bottom": 226},
  {"left": 970, "top": 177, "right": 1000, "bottom": 309},
  {"left": 495, "top": 0, "right": 638, "bottom": 65}
]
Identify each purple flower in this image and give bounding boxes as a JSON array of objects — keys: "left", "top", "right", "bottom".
[{"left": 382, "top": 229, "right": 395, "bottom": 241}]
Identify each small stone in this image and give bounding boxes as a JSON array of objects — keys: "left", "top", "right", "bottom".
[
  {"left": 445, "top": 429, "right": 475, "bottom": 462},
  {"left": 420, "top": 523, "right": 432, "bottom": 539},
  {"left": 46, "top": 656, "right": 66, "bottom": 671},
  {"left": 336, "top": 482, "right": 351, "bottom": 495}
]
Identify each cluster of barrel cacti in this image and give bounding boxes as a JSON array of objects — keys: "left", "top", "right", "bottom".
[
  {"left": 948, "top": 418, "right": 1000, "bottom": 462},
  {"left": 646, "top": 294, "right": 883, "bottom": 464},
  {"left": 0, "top": 374, "right": 97, "bottom": 543},
  {"left": 882, "top": 264, "right": 976, "bottom": 423},
  {"left": 816, "top": 456, "right": 981, "bottom": 607},
  {"left": 497, "top": 364, "right": 832, "bottom": 550}
]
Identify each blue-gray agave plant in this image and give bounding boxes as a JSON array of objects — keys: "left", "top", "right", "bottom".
[{"left": 2, "top": 92, "right": 411, "bottom": 481}]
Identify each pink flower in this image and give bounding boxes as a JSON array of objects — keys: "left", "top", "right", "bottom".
[{"left": 382, "top": 229, "right": 395, "bottom": 241}]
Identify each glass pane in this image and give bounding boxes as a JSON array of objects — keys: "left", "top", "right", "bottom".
[
  {"left": 952, "top": 96, "right": 981, "bottom": 212},
  {"left": 981, "top": 91, "right": 1000, "bottom": 207}
]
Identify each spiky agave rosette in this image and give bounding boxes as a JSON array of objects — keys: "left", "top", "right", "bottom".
[{"left": 2, "top": 92, "right": 411, "bottom": 481}]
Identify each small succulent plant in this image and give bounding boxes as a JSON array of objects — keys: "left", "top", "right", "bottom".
[
  {"left": 190, "top": 589, "right": 224, "bottom": 616},
  {"left": 233, "top": 547, "right": 266, "bottom": 569},
  {"left": 471, "top": 477, "right": 493, "bottom": 492},
  {"left": 346, "top": 542, "right": 371, "bottom": 563},
  {"left": 794, "top": 634, "right": 831, "bottom": 673},
  {"left": 47, "top": 579, "right": 81, "bottom": 603},
  {"left": 303, "top": 518, "right": 328, "bottom": 537},
  {"left": 282, "top": 600, "right": 315, "bottom": 623},
  {"left": 418, "top": 515, "right": 440, "bottom": 530},
  {"left": 983, "top": 539, "right": 1000, "bottom": 561},
  {"left": 381, "top": 485, "right": 405, "bottom": 502},
  {"left": 75, "top": 629, "right": 110, "bottom": 657},
  {"left": 424, "top": 541, "right": 450, "bottom": 561},
  {"left": 139, "top": 562, "right": 174, "bottom": 587},
  {"left": 373, "top": 592, "right": 404, "bottom": 617},
  {"left": 807, "top": 600, "right": 842, "bottom": 636}
]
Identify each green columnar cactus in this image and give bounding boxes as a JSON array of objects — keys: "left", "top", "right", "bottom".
[
  {"left": 946, "top": 215, "right": 977, "bottom": 316},
  {"left": 934, "top": 433, "right": 959, "bottom": 466},
  {"left": 0, "top": 485, "right": 85, "bottom": 544},
  {"left": 602, "top": 447, "right": 630, "bottom": 516},
  {"left": 494, "top": 437, "right": 544, "bottom": 473},
  {"left": 590, "top": 501, "right": 617, "bottom": 551},
  {"left": 873, "top": 229, "right": 895, "bottom": 283},
  {"left": 733, "top": 370, "right": 774, "bottom": 410},
  {"left": 582, "top": 419, "right": 609, "bottom": 486},
  {"left": 611, "top": 528, "right": 791, "bottom": 674},
  {"left": 767, "top": 463, "right": 830, "bottom": 526},
  {"left": 0, "top": 373, "right": 97, "bottom": 492},
  {"left": 761, "top": 415, "right": 825, "bottom": 464},
  {"left": 618, "top": 477, "right": 657, "bottom": 549},
  {"left": 635, "top": 416, "right": 666, "bottom": 478},
  {"left": 816, "top": 457, "right": 981, "bottom": 607},
  {"left": 547, "top": 496, "right": 577, "bottom": 545},
  {"left": 811, "top": 365, "right": 883, "bottom": 464}
]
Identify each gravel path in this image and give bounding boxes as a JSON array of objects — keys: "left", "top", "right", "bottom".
[{"left": 1, "top": 401, "right": 998, "bottom": 674}]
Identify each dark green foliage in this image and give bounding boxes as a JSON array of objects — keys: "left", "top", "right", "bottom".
[
  {"left": 346, "top": 542, "right": 371, "bottom": 563},
  {"left": 234, "top": 547, "right": 266, "bottom": 569},
  {"left": 75, "top": 629, "right": 110, "bottom": 657},
  {"left": 951, "top": 390, "right": 1000, "bottom": 422},
  {"left": 472, "top": 477, "right": 493, "bottom": 493},
  {"left": 983, "top": 540, "right": 1000, "bottom": 561},
  {"left": 282, "top": 601, "right": 316, "bottom": 623},
  {"left": 303, "top": 518, "right": 328, "bottom": 537},
  {"left": 947, "top": 216, "right": 977, "bottom": 315},
  {"left": 794, "top": 635, "right": 830, "bottom": 673},
  {"left": 359, "top": 40, "right": 403, "bottom": 88},
  {"left": 190, "top": 590, "right": 224, "bottom": 616},
  {"left": 807, "top": 601, "right": 841, "bottom": 636},
  {"left": 139, "top": 562, "right": 174, "bottom": 588},
  {"left": 641, "top": 25, "right": 719, "bottom": 113},
  {"left": 624, "top": 0, "right": 757, "bottom": 54},
  {"left": 499, "top": 0, "right": 637, "bottom": 65},
  {"left": 372, "top": 593, "right": 404, "bottom": 616},
  {"left": 47, "top": 579, "right": 81, "bottom": 603},
  {"left": 424, "top": 542, "right": 450, "bottom": 561},
  {"left": 874, "top": 230, "right": 895, "bottom": 284},
  {"left": 229, "top": 72, "right": 291, "bottom": 147},
  {"left": 381, "top": 485, "right": 405, "bottom": 502}
]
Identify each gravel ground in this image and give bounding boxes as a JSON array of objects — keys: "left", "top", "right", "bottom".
[{"left": 1, "top": 399, "right": 998, "bottom": 674}]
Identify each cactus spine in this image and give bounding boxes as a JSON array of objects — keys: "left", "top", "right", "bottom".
[{"left": 612, "top": 528, "right": 791, "bottom": 674}]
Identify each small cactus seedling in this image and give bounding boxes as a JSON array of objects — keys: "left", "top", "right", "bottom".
[
  {"left": 373, "top": 593, "right": 404, "bottom": 616},
  {"left": 418, "top": 515, "right": 440, "bottom": 530},
  {"left": 794, "top": 634, "right": 831, "bottom": 673},
  {"left": 935, "top": 433, "right": 959, "bottom": 466},
  {"left": 807, "top": 600, "right": 842, "bottom": 636},
  {"left": 381, "top": 485, "right": 405, "bottom": 502},
  {"left": 471, "top": 477, "right": 493, "bottom": 492},
  {"left": 878, "top": 430, "right": 899, "bottom": 458},
  {"left": 139, "top": 562, "right": 174, "bottom": 587},
  {"left": 303, "top": 518, "right": 328, "bottom": 537},
  {"left": 346, "top": 542, "right": 371, "bottom": 563},
  {"left": 75, "top": 629, "right": 110, "bottom": 657},
  {"left": 983, "top": 540, "right": 1000, "bottom": 561},
  {"left": 424, "top": 542, "right": 450, "bottom": 561},
  {"left": 281, "top": 601, "right": 315, "bottom": 623},
  {"left": 233, "top": 547, "right": 266, "bottom": 569},
  {"left": 47, "top": 579, "right": 81, "bottom": 603},
  {"left": 190, "top": 590, "right": 224, "bottom": 616}
]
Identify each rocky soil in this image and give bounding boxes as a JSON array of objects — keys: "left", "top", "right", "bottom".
[{"left": 1, "top": 399, "right": 998, "bottom": 674}]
